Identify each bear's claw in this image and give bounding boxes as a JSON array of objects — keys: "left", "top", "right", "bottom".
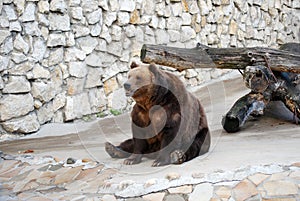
[{"left": 170, "top": 150, "right": 186, "bottom": 164}]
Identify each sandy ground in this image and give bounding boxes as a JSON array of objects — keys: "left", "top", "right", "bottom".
[{"left": 1, "top": 74, "right": 299, "bottom": 185}]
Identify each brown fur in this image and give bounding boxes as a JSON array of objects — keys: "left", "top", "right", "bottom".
[{"left": 105, "top": 62, "right": 211, "bottom": 166}]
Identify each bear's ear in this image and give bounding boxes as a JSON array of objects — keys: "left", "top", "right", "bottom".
[{"left": 130, "top": 62, "right": 139, "bottom": 69}]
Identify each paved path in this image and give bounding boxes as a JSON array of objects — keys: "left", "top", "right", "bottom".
[{"left": 1, "top": 75, "right": 300, "bottom": 200}]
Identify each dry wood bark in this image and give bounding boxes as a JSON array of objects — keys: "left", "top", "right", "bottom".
[{"left": 141, "top": 43, "right": 300, "bottom": 73}]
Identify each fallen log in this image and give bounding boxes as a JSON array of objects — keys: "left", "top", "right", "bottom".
[
  {"left": 140, "top": 43, "right": 300, "bottom": 132},
  {"left": 140, "top": 43, "right": 300, "bottom": 73}
]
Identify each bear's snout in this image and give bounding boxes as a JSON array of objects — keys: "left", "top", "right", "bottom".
[{"left": 124, "top": 82, "right": 131, "bottom": 90}]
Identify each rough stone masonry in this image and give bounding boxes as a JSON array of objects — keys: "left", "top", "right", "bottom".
[{"left": 0, "top": 0, "right": 299, "bottom": 134}]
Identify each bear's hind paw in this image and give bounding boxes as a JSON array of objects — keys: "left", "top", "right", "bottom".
[
  {"left": 105, "top": 142, "right": 130, "bottom": 158},
  {"left": 170, "top": 150, "right": 186, "bottom": 164}
]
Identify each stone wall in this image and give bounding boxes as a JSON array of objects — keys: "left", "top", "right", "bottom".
[{"left": 0, "top": 0, "right": 299, "bottom": 134}]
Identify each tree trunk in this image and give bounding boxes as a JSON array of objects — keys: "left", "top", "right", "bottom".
[{"left": 140, "top": 43, "right": 300, "bottom": 73}]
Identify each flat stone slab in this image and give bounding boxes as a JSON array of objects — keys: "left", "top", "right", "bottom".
[{"left": 1, "top": 75, "right": 300, "bottom": 199}]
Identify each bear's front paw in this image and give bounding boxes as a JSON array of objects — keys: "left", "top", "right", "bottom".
[
  {"left": 123, "top": 154, "right": 142, "bottom": 165},
  {"left": 170, "top": 150, "right": 186, "bottom": 164}
]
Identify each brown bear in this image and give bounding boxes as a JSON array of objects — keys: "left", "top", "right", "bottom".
[{"left": 105, "top": 62, "right": 211, "bottom": 166}]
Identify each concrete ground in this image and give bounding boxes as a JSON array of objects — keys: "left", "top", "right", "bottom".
[{"left": 1, "top": 74, "right": 300, "bottom": 200}]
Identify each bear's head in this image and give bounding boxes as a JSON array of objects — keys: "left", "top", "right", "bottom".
[{"left": 123, "top": 62, "right": 168, "bottom": 101}]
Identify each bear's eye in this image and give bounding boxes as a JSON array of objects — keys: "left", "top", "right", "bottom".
[{"left": 136, "top": 76, "right": 141, "bottom": 80}]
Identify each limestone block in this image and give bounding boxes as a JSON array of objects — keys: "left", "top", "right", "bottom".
[
  {"left": 125, "top": 25, "right": 136, "bottom": 38},
  {"left": 70, "top": 7, "right": 83, "bottom": 20},
  {"left": 120, "top": 0, "right": 135, "bottom": 12},
  {"left": 52, "top": 110, "right": 64, "bottom": 123},
  {"left": 103, "top": 12, "right": 117, "bottom": 26},
  {"left": 1, "top": 113, "right": 40, "bottom": 133},
  {"left": 140, "top": 15, "right": 152, "bottom": 25},
  {"left": 155, "top": 29, "right": 169, "bottom": 45},
  {"left": 24, "top": 21, "right": 42, "bottom": 36},
  {"left": 171, "top": 2, "right": 182, "bottom": 17},
  {"left": 130, "top": 9, "right": 140, "bottom": 24},
  {"left": 2, "top": 76, "right": 31, "bottom": 94},
  {"left": 49, "top": 0, "right": 67, "bottom": 13},
  {"left": 81, "top": 0, "right": 98, "bottom": 13},
  {"left": 21, "top": 2, "right": 35, "bottom": 22},
  {"left": 185, "top": 69, "right": 198, "bottom": 78},
  {"left": 47, "top": 33, "right": 66, "bottom": 47},
  {"left": 85, "top": 52, "right": 102, "bottom": 67},
  {"left": 117, "top": 12, "right": 130, "bottom": 26},
  {"left": 37, "top": 102, "right": 54, "bottom": 124},
  {"left": 108, "top": 0, "right": 119, "bottom": 12},
  {"left": 100, "top": 25, "right": 112, "bottom": 43},
  {"left": 95, "top": 38, "right": 107, "bottom": 52},
  {"left": 14, "top": 34, "right": 29, "bottom": 54},
  {"left": 229, "top": 19, "right": 238, "bottom": 35},
  {"left": 180, "top": 26, "right": 196, "bottom": 42},
  {"left": 77, "top": 36, "right": 98, "bottom": 54},
  {"left": 156, "top": 2, "right": 165, "bottom": 17},
  {"left": 49, "top": 13, "right": 70, "bottom": 31},
  {"left": 167, "top": 17, "right": 182, "bottom": 30},
  {"left": 65, "top": 47, "right": 86, "bottom": 62},
  {"left": 11, "top": 52, "right": 27, "bottom": 64},
  {"left": 149, "top": 15, "right": 158, "bottom": 28},
  {"left": 0, "top": 55, "right": 10, "bottom": 72},
  {"left": 168, "top": 30, "right": 180, "bottom": 42},
  {"left": 3, "top": 5, "right": 17, "bottom": 21},
  {"left": 293, "top": 0, "right": 300, "bottom": 8},
  {"left": 135, "top": 26, "right": 144, "bottom": 42},
  {"left": 7, "top": 61, "right": 33, "bottom": 75},
  {"left": 48, "top": 48, "right": 64, "bottom": 66},
  {"left": 86, "top": 9, "right": 102, "bottom": 25},
  {"left": 37, "top": 13, "right": 49, "bottom": 26},
  {"left": 38, "top": 1, "right": 49, "bottom": 13},
  {"left": 0, "top": 30, "right": 10, "bottom": 45},
  {"left": 9, "top": 21, "right": 22, "bottom": 32},
  {"left": 0, "top": 16, "right": 9, "bottom": 28},
  {"left": 107, "top": 41, "right": 123, "bottom": 57},
  {"left": 110, "top": 88, "right": 127, "bottom": 110},
  {"left": 1, "top": 38, "right": 13, "bottom": 54},
  {"left": 141, "top": 0, "right": 155, "bottom": 15},
  {"left": 64, "top": 93, "right": 92, "bottom": 121},
  {"left": 31, "top": 81, "right": 57, "bottom": 103},
  {"left": 104, "top": 77, "right": 118, "bottom": 95},
  {"left": 32, "top": 64, "right": 50, "bottom": 79},
  {"left": 85, "top": 67, "right": 104, "bottom": 88},
  {"left": 111, "top": 25, "right": 122, "bottom": 41},
  {"left": 99, "top": 0, "right": 109, "bottom": 10},
  {"left": 69, "top": 61, "right": 87, "bottom": 78},
  {"left": 13, "top": 0, "right": 25, "bottom": 15},
  {"left": 0, "top": 77, "right": 3, "bottom": 89},
  {"left": 123, "top": 37, "right": 131, "bottom": 49},
  {"left": 72, "top": 25, "right": 90, "bottom": 38},
  {"left": 66, "top": 78, "right": 85, "bottom": 95},
  {"left": 69, "top": 0, "right": 80, "bottom": 6},
  {"left": 90, "top": 23, "right": 101, "bottom": 37},
  {"left": 0, "top": 94, "right": 34, "bottom": 121},
  {"left": 88, "top": 88, "right": 107, "bottom": 113},
  {"left": 182, "top": 13, "right": 192, "bottom": 25}
]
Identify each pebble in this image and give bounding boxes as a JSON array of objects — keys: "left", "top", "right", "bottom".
[{"left": 166, "top": 172, "right": 181, "bottom": 181}]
